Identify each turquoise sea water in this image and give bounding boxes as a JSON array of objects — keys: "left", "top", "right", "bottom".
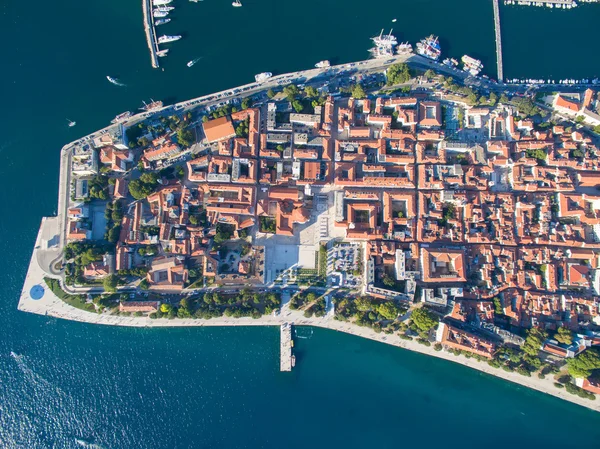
[{"left": 2, "top": 0, "right": 600, "bottom": 447}]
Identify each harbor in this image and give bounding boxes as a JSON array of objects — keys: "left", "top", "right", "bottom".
[{"left": 280, "top": 323, "right": 295, "bottom": 372}]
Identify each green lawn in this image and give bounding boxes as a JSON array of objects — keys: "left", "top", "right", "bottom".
[{"left": 44, "top": 278, "right": 96, "bottom": 313}]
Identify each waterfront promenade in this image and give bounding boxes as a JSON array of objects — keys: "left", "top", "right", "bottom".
[{"left": 18, "top": 241, "right": 600, "bottom": 413}]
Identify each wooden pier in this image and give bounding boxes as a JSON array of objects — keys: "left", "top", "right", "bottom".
[
  {"left": 142, "top": 0, "right": 159, "bottom": 69},
  {"left": 280, "top": 323, "right": 294, "bottom": 371},
  {"left": 492, "top": 0, "right": 504, "bottom": 82}
]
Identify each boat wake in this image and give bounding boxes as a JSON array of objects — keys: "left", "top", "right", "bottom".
[
  {"left": 187, "top": 57, "right": 203, "bottom": 68},
  {"left": 10, "top": 351, "right": 55, "bottom": 389},
  {"left": 75, "top": 438, "right": 106, "bottom": 449},
  {"left": 106, "top": 76, "right": 126, "bottom": 87}
]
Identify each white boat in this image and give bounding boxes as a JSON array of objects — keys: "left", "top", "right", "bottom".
[
  {"left": 396, "top": 42, "right": 413, "bottom": 54},
  {"left": 66, "top": 119, "right": 76, "bottom": 128},
  {"left": 106, "top": 76, "right": 126, "bottom": 87},
  {"left": 255, "top": 72, "right": 273, "bottom": 83},
  {"left": 157, "top": 49, "right": 169, "bottom": 57},
  {"left": 154, "top": 6, "right": 175, "bottom": 11},
  {"left": 155, "top": 18, "right": 171, "bottom": 26},
  {"left": 111, "top": 111, "right": 132, "bottom": 124},
  {"left": 461, "top": 55, "right": 483, "bottom": 76},
  {"left": 232, "top": 0, "right": 242, "bottom": 6},
  {"left": 153, "top": 10, "right": 169, "bottom": 17},
  {"left": 153, "top": 0, "right": 173, "bottom": 5},
  {"left": 158, "top": 35, "right": 182, "bottom": 44},
  {"left": 315, "top": 60, "right": 330, "bottom": 68},
  {"left": 370, "top": 29, "right": 397, "bottom": 58},
  {"left": 443, "top": 58, "right": 459, "bottom": 68},
  {"left": 187, "top": 58, "right": 201, "bottom": 67}
]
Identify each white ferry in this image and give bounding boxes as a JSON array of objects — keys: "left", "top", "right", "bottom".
[{"left": 416, "top": 35, "right": 441, "bottom": 61}]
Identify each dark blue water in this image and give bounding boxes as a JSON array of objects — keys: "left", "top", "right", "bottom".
[{"left": 2, "top": 0, "right": 600, "bottom": 447}]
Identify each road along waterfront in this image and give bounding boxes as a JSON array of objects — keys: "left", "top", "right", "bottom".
[{"left": 18, "top": 235, "right": 600, "bottom": 414}]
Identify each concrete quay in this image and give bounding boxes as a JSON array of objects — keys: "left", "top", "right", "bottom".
[
  {"left": 280, "top": 323, "right": 294, "bottom": 371},
  {"left": 142, "top": 0, "right": 159, "bottom": 69},
  {"left": 492, "top": 0, "right": 504, "bottom": 82}
]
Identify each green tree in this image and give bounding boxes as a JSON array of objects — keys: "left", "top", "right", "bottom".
[
  {"left": 386, "top": 63, "right": 412, "bottom": 85},
  {"left": 522, "top": 328, "right": 547, "bottom": 356},
  {"left": 107, "top": 226, "right": 121, "bottom": 244},
  {"left": 423, "top": 69, "right": 436, "bottom": 80},
  {"left": 555, "top": 327, "right": 573, "bottom": 345},
  {"left": 129, "top": 172, "right": 159, "bottom": 200},
  {"left": 511, "top": 96, "right": 541, "bottom": 117},
  {"left": 304, "top": 86, "right": 319, "bottom": 98},
  {"left": 354, "top": 296, "right": 374, "bottom": 312},
  {"left": 160, "top": 303, "right": 172, "bottom": 314},
  {"left": 292, "top": 100, "right": 304, "bottom": 113},
  {"left": 567, "top": 349, "right": 600, "bottom": 379},
  {"left": 283, "top": 84, "right": 299, "bottom": 101},
  {"left": 351, "top": 83, "right": 367, "bottom": 100},
  {"left": 382, "top": 274, "right": 396, "bottom": 288},
  {"left": 378, "top": 301, "right": 400, "bottom": 320},
  {"left": 177, "top": 128, "right": 194, "bottom": 147},
  {"left": 103, "top": 274, "right": 118, "bottom": 293},
  {"left": 241, "top": 97, "right": 252, "bottom": 110},
  {"left": 79, "top": 248, "right": 102, "bottom": 266},
  {"left": 466, "top": 92, "right": 478, "bottom": 105},
  {"left": 410, "top": 307, "right": 439, "bottom": 332}
]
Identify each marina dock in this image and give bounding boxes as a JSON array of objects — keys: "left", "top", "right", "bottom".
[
  {"left": 280, "top": 323, "right": 294, "bottom": 371},
  {"left": 492, "top": 0, "right": 504, "bottom": 82},
  {"left": 142, "top": 0, "right": 160, "bottom": 69}
]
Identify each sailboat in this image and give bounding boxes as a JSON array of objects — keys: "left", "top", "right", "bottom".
[
  {"left": 232, "top": 0, "right": 242, "bottom": 6},
  {"left": 66, "top": 119, "right": 76, "bottom": 127}
]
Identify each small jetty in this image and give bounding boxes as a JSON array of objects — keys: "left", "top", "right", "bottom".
[
  {"left": 492, "top": 0, "right": 504, "bottom": 82},
  {"left": 280, "top": 323, "right": 294, "bottom": 371},
  {"left": 142, "top": 0, "right": 160, "bottom": 69}
]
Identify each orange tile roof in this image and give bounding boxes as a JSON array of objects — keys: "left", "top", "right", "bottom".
[{"left": 203, "top": 116, "right": 236, "bottom": 143}]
